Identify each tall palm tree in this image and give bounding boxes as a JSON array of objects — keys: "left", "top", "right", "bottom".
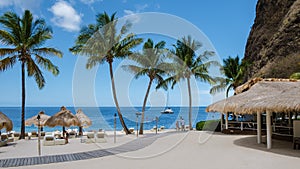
[
  {"left": 70, "top": 12, "right": 143, "bottom": 134},
  {"left": 0, "top": 10, "right": 63, "bottom": 139},
  {"left": 123, "top": 38, "right": 167, "bottom": 134},
  {"left": 157, "top": 35, "right": 217, "bottom": 130},
  {"left": 210, "top": 56, "right": 247, "bottom": 97}
]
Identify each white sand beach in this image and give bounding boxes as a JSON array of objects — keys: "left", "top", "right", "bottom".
[{"left": 1, "top": 130, "right": 299, "bottom": 169}]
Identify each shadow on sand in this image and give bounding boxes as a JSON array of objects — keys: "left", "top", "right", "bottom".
[{"left": 233, "top": 135, "right": 300, "bottom": 158}]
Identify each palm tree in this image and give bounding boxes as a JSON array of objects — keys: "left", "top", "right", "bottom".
[
  {"left": 123, "top": 38, "right": 168, "bottom": 134},
  {"left": 210, "top": 56, "right": 247, "bottom": 97},
  {"left": 0, "top": 10, "right": 63, "bottom": 139},
  {"left": 157, "top": 35, "right": 217, "bottom": 130},
  {"left": 70, "top": 12, "right": 143, "bottom": 134}
]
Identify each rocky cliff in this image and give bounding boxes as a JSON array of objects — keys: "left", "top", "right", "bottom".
[{"left": 244, "top": 0, "right": 300, "bottom": 80}]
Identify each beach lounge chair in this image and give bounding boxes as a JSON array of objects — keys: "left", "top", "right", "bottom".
[
  {"left": 43, "top": 136, "right": 55, "bottom": 146},
  {"left": 7, "top": 133, "right": 14, "bottom": 142},
  {"left": 151, "top": 126, "right": 158, "bottom": 132},
  {"left": 31, "top": 131, "right": 37, "bottom": 137},
  {"left": 95, "top": 132, "right": 106, "bottom": 143},
  {"left": 85, "top": 132, "right": 95, "bottom": 143},
  {"left": 0, "top": 140, "right": 7, "bottom": 147},
  {"left": 13, "top": 132, "right": 20, "bottom": 141},
  {"left": 293, "top": 120, "right": 300, "bottom": 149},
  {"left": 69, "top": 131, "right": 76, "bottom": 139}
]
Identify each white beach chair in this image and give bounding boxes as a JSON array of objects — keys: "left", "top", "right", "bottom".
[
  {"left": 85, "top": 132, "right": 95, "bottom": 143},
  {"left": 95, "top": 132, "right": 106, "bottom": 143},
  {"left": 43, "top": 136, "right": 55, "bottom": 146}
]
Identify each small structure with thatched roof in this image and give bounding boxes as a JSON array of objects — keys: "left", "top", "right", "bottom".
[
  {"left": 0, "top": 111, "right": 13, "bottom": 132},
  {"left": 44, "top": 106, "right": 81, "bottom": 138},
  {"left": 206, "top": 78, "right": 300, "bottom": 149},
  {"left": 25, "top": 111, "right": 50, "bottom": 131},
  {"left": 0, "top": 112, "right": 13, "bottom": 131},
  {"left": 75, "top": 109, "right": 92, "bottom": 136}
]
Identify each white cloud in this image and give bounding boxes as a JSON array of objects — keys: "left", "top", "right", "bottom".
[
  {"left": 135, "top": 4, "right": 148, "bottom": 12},
  {"left": 80, "top": 0, "right": 103, "bottom": 5},
  {"left": 0, "top": 0, "right": 41, "bottom": 11},
  {"left": 123, "top": 4, "right": 148, "bottom": 24},
  {"left": 124, "top": 9, "right": 141, "bottom": 24},
  {"left": 0, "top": 0, "right": 13, "bottom": 7},
  {"left": 49, "top": 1, "right": 82, "bottom": 32}
]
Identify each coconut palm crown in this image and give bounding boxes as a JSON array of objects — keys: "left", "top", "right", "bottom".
[{"left": 210, "top": 55, "right": 247, "bottom": 97}]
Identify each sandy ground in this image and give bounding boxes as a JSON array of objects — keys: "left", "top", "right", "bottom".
[{"left": 1, "top": 130, "right": 300, "bottom": 169}]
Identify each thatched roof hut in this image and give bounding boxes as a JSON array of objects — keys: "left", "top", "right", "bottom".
[
  {"left": 206, "top": 78, "right": 300, "bottom": 114},
  {"left": 206, "top": 78, "right": 300, "bottom": 149},
  {"left": 0, "top": 112, "right": 13, "bottom": 132}
]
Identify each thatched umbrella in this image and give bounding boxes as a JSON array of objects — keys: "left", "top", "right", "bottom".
[
  {"left": 75, "top": 109, "right": 92, "bottom": 136},
  {"left": 25, "top": 111, "right": 50, "bottom": 131},
  {"left": 44, "top": 106, "right": 81, "bottom": 137},
  {"left": 0, "top": 112, "right": 13, "bottom": 132}
]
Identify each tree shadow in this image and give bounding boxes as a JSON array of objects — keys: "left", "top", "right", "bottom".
[{"left": 233, "top": 135, "right": 300, "bottom": 158}]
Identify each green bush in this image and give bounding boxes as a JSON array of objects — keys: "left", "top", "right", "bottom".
[{"left": 196, "top": 120, "right": 220, "bottom": 131}]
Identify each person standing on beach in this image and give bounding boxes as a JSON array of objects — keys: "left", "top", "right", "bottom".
[
  {"left": 176, "top": 120, "right": 180, "bottom": 131},
  {"left": 180, "top": 117, "right": 185, "bottom": 131}
]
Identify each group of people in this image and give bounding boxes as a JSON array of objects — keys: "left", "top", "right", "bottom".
[{"left": 176, "top": 117, "right": 185, "bottom": 131}]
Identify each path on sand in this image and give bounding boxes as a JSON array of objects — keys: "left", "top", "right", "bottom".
[{"left": 0, "top": 131, "right": 180, "bottom": 168}]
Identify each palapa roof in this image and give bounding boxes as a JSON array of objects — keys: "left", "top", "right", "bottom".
[
  {"left": 206, "top": 78, "right": 300, "bottom": 114},
  {"left": 0, "top": 111, "right": 13, "bottom": 131},
  {"left": 44, "top": 107, "right": 81, "bottom": 127},
  {"left": 75, "top": 109, "right": 92, "bottom": 128},
  {"left": 25, "top": 111, "right": 50, "bottom": 127}
]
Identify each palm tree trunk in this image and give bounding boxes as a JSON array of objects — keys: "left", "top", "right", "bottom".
[
  {"left": 187, "top": 78, "right": 192, "bottom": 130},
  {"left": 139, "top": 78, "right": 153, "bottom": 135},
  {"left": 108, "top": 61, "right": 130, "bottom": 134},
  {"left": 20, "top": 62, "right": 26, "bottom": 139}
]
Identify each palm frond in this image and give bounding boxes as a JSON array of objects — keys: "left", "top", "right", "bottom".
[
  {"left": 0, "top": 30, "right": 16, "bottom": 46},
  {"left": 33, "top": 48, "right": 63, "bottom": 58},
  {"left": 0, "top": 48, "right": 17, "bottom": 57},
  {"left": 26, "top": 58, "right": 45, "bottom": 89},
  {"left": 0, "top": 56, "right": 17, "bottom": 71},
  {"left": 34, "top": 54, "right": 59, "bottom": 76}
]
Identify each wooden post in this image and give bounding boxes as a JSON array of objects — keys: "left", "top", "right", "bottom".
[
  {"left": 257, "top": 112, "right": 262, "bottom": 144},
  {"left": 241, "top": 121, "right": 243, "bottom": 131},
  {"left": 266, "top": 111, "right": 272, "bottom": 149},
  {"left": 220, "top": 113, "right": 224, "bottom": 131},
  {"left": 288, "top": 112, "right": 292, "bottom": 127},
  {"left": 225, "top": 112, "right": 229, "bottom": 130}
]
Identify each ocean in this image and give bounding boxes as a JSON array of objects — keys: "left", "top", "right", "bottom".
[{"left": 0, "top": 107, "right": 220, "bottom": 132}]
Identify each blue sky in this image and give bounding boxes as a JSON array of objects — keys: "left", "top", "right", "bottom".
[{"left": 0, "top": 0, "right": 258, "bottom": 107}]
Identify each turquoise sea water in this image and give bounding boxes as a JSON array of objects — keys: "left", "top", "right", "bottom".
[{"left": 0, "top": 107, "right": 220, "bottom": 132}]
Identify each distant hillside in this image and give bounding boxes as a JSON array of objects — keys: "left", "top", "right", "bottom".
[{"left": 244, "top": 0, "right": 300, "bottom": 80}]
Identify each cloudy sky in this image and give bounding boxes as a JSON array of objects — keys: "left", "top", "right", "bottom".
[{"left": 0, "top": 0, "right": 257, "bottom": 107}]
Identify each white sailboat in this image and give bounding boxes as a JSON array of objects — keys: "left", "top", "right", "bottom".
[{"left": 161, "top": 92, "right": 174, "bottom": 114}]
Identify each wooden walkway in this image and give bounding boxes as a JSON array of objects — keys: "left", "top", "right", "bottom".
[{"left": 0, "top": 132, "right": 175, "bottom": 168}]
